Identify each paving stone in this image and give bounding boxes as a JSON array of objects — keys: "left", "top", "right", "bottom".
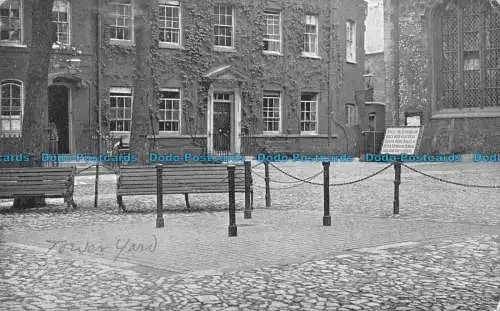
[{"left": 196, "top": 295, "right": 220, "bottom": 304}]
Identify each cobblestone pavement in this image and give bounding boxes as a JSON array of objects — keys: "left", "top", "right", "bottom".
[
  {"left": 0, "top": 160, "right": 499, "bottom": 310},
  {"left": 0, "top": 234, "right": 498, "bottom": 310}
]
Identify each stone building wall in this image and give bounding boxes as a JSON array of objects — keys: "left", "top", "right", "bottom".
[{"left": 367, "top": 0, "right": 500, "bottom": 153}]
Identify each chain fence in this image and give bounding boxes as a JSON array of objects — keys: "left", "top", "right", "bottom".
[
  {"left": 268, "top": 162, "right": 394, "bottom": 187},
  {"left": 401, "top": 163, "right": 500, "bottom": 189}
]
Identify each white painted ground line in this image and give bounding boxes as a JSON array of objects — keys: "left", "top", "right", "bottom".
[
  {"left": 353, "top": 241, "right": 419, "bottom": 254},
  {"left": 1, "top": 242, "right": 137, "bottom": 269}
]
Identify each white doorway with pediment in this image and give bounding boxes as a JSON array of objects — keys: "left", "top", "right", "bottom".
[{"left": 204, "top": 65, "right": 246, "bottom": 155}]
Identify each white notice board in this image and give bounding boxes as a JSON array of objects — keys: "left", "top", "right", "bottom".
[{"left": 380, "top": 127, "right": 422, "bottom": 155}]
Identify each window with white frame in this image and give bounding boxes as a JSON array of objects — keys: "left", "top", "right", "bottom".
[
  {"left": 300, "top": 93, "right": 318, "bottom": 133},
  {"left": 159, "top": 88, "right": 181, "bottom": 133},
  {"left": 0, "top": 80, "right": 23, "bottom": 134},
  {"left": 159, "top": 0, "right": 181, "bottom": 45},
  {"left": 264, "top": 11, "right": 280, "bottom": 53},
  {"left": 109, "top": 87, "right": 132, "bottom": 132},
  {"left": 109, "top": 0, "right": 133, "bottom": 41},
  {"left": 52, "top": 0, "right": 70, "bottom": 45},
  {"left": 345, "top": 103, "right": 358, "bottom": 126},
  {"left": 262, "top": 91, "right": 281, "bottom": 133},
  {"left": 0, "top": 0, "right": 22, "bottom": 44},
  {"left": 213, "top": 4, "right": 233, "bottom": 47},
  {"left": 346, "top": 20, "right": 356, "bottom": 63},
  {"left": 303, "top": 15, "right": 318, "bottom": 56}
]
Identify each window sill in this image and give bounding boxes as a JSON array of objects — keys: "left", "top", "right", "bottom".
[
  {"left": 263, "top": 51, "right": 282, "bottom": 56},
  {"left": 346, "top": 60, "right": 357, "bottom": 64},
  {"left": 156, "top": 132, "right": 182, "bottom": 137},
  {"left": 213, "top": 46, "right": 236, "bottom": 53},
  {"left": 300, "top": 132, "right": 319, "bottom": 136},
  {"left": 147, "top": 134, "right": 205, "bottom": 139},
  {"left": 300, "top": 53, "right": 321, "bottom": 59},
  {"left": 109, "top": 131, "right": 131, "bottom": 138},
  {"left": 262, "top": 131, "right": 282, "bottom": 136},
  {"left": 249, "top": 134, "right": 338, "bottom": 139},
  {"left": 109, "top": 40, "right": 134, "bottom": 46},
  {"left": 0, "top": 132, "right": 21, "bottom": 138},
  {"left": 432, "top": 107, "right": 500, "bottom": 119},
  {"left": 159, "top": 42, "right": 183, "bottom": 49},
  {"left": 0, "top": 42, "right": 27, "bottom": 48}
]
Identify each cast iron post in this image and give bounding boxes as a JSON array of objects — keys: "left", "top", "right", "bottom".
[
  {"left": 393, "top": 159, "right": 401, "bottom": 215},
  {"left": 244, "top": 161, "right": 252, "bottom": 219},
  {"left": 228, "top": 165, "right": 237, "bottom": 237},
  {"left": 156, "top": 164, "right": 165, "bottom": 228},
  {"left": 264, "top": 161, "right": 271, "bottom": 207},
  {"left": 323, "top": 161, "right": 331, "bottom": 226}
]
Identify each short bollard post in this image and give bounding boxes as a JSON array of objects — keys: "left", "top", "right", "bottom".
[
  {"left": 393, "top": 160, "right": 401, "bottom": 215},
  {"left": 156, "top": 164, "right": 165, "bottom": 228},
  {"left": 227, "top": 165, "right": 237, "bottom": 237},
  {"left": 244, "top": 161, "right": 252, "bottom": 219},
  {"left": 264, "top": 161, "right": 271, "bottom": 208},
  {"left": 322, "top": 161, "right": 331, "bottom": 226}
]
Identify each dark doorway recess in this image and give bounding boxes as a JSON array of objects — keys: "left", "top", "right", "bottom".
[{"left": 48, "top": 85, "right": 69, "bottom": 154}]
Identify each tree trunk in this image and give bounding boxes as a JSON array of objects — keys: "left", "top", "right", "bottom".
[
  {"left": 13, "top": 0, "right": 55, "bottom": 209},
  {"left": 130, "top": 1, "right": 154, "bottom": 164}
]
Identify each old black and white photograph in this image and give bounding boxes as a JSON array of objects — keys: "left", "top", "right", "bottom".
[{"left": 0, "top": 0, "right": 499, "bottom": 310}]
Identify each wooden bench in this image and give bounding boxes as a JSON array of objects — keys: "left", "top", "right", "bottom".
[
  {"left": 0, "top": 167, "right": 77, "bottom": 209},
  {"left": 116, "top": 163, "right": 252, "bottom": 212}
]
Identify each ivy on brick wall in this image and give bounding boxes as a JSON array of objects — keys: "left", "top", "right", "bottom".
[{"left": 97, "top": 0, "right": 363, "bottom": 148}]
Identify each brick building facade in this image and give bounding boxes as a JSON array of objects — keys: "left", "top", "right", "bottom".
[
  {"left": 366, "top": 0, "right": 500, "bottom": 153},
  {"left": 0, "top": 0, "right": 368, "bottom": 157}
]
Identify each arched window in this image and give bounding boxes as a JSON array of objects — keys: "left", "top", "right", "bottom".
[
  {"left": 53, "top": 0, "right": 70, "bottom": 45},
  {"left": 437, "top": 0, "right": 500, "bottom": 109},
  {"left": 0, "top": 80, "right": 23, "bottom": 134}
]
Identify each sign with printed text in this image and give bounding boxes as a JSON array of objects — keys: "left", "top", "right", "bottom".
[{"left": 380, "top": 127, "right": 422, "bottom": 155}]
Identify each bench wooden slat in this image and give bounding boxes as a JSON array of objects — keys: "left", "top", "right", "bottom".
[
  {"left": 120, "top": 164, "right": 244, "bottom": 169},
  {"left": 0, "top": 180, "right": 68, "bottom": 185},
  {"left": 0, "top": 173, "right": 72, "bottom": 178},
  {"left": 117, "top": 189, "right": 246, "bottom": 195},
  {"left": 118, "top": 184, "right": 246, "bottom": 191},
  {"left": 119, "top": 176, "right": 245, "bottom": 183},
  {"left": 0, "top": 167, "right": 76, "bottom": 210},
  {"left": 118, "top": 169, "right": 245, "bottom": 176},
  {"left": 118, "top": 180, "right": 247, "bottom": 186},
  {"left": 116, "top": 164, "right": 251, "bottom": 211},
  {"left": 0, "top": 168, "right": 74, "bottom": 174},
  {"left": 0, "top": 186, "right": 69, "bottom": 193}
]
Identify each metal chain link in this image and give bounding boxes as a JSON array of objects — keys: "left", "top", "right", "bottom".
[
  {"left": 76, "top": 165, "right": 95, "bottom": 175},
  {"left": 401, "top": 163, "right": 500, "bottom": 189},
  {"left": 253, "top": 169, "right": 323, "bottom": 184},
  {"left": 75, "top": 164, "right": 119, "bottom": 175},
  {"left": 252, "top": 181, "right": 313, "bottom": 190},
  {"left": 252, "top": 162, "right": 264, "bottom": 169},
  {"left": 269, "top": 162, "right": 393, "bottom": 186}
]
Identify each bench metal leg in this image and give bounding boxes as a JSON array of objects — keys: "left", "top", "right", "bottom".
[
  {"left": 69, "top": 197, "right": 77, "bottom": 210},
  {"left": 117, "top": 195, "right": 127, "bottom": 212},
  {"left": 63, "top": 195, "right": 77, "bottom": 212},
  {"left": 184, "top": 193, "right": 191, "bottom": 209}
]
